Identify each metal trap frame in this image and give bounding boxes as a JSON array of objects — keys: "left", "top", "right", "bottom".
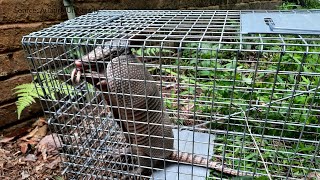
[{"left": 22, "top": 10, "right": 320, "bottom": 179}]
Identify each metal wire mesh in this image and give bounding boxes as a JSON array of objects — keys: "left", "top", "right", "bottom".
[{"left": 22, "top": 10, "right": 320, "bottom": 179}]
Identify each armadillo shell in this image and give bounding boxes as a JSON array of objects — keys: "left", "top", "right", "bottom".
[
  {"left": 133, "top": 88, "right": 162, "bottom": 109},
  {"left": 106, "top": 85, "right": 160, "bottom": 109},
  {"left": 118, "top": 100, "right": 163, "bottom": 126},
  {"left": 118, "top": 111, "right": 165, "bottom": 144},
  {"left": 111, "top": 93, "right": 168, "bottom": 138},
  {"left": 142, "top": 122, "right": 174, "bottom": 158},
  {"left": 132, "top": 87, "right": 161, "bottom": 108},
  {"left": 131, "top": 122, "right": 173, "bottom": 148},
  {"left": 113, "top": 87, "right": 162, "bottom": 113},
  {"left": 106, "top": 55, "right": 157, "bottom": 98},
  {"left": 125, "top": 120, "right": 170, "bottom": 146},
  {"left": 117, "top": 94, "right": 164, "bottom": 120}
]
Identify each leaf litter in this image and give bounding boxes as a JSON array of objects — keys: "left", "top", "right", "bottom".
[{"left": 0, "top": 117, "right": 63, "bottom": 179}]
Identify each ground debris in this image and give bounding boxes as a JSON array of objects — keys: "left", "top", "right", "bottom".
[
  {"left": 0, "top": 117, "right": 62, "bottom": 179},
  {"left": 306, "top": 172, "right": 320, "bottom": 180},
  {"left": 0, "top": 136, "right": 15, "bottom": 143},
  {"left": 45, "top": 157, "right": 61, "bottom": 169},
  {"left": 37, "top": 133, "right": 61, "bottom": 160},
  {"left": 23, "top": 154, "right": 37, "bottom": 162},
  {"left": 21, "top": 170, "right": 30, "bottom": 179}
]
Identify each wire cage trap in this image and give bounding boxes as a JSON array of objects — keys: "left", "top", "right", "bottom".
[{"left": 22, "top": 10, "right": 320, "bottom": 179}]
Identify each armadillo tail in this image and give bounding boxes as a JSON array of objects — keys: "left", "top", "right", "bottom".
[{"left": 170, "top": 151, "right": 247, "bottom": 176}]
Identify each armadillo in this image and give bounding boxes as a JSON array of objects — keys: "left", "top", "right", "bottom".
[{"left": 70, "top": 39, "right": 248, "bottom": 177}]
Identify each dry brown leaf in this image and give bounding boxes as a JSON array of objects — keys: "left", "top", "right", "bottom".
[
  {"left": 35, "top": 163, "right": 45, "bottom": 172},
  {"left": 45, "top": 157, "right": 61, "bottom": 169},
  {"left": 31, "top": 117, "right": 47, "bottom": 128},
  {"left": 34, "top": 125, "right": 48, "bottom": 139},
  {"left": 20, "top": 126, "right": 39, "bottom": 141},
  {"left": 19, "top": 142, "right": 29, "bottom": 154},
  {"left": 18, "top": 158, "right": 26, "bottom": 165},
  {"left": 26, "top": 125, "right": 48, "bottom": 143},
  {"left": 21, "top": 170, "right": 30, "bottom": 179},
  {"left": 0, "top": 160, "right": 5, "bottom": 168},
  {"left": 38, "top": 133, "right": 62, "bottom": 150},
  {"left": 37, "top": 117, "right": 47, "bottom": 126},
  {"left": 41, "top": 147, "right": 47, "bottom": 161},
  {"left": 307, "top": 172, "right": 320, "bottom": 180},
  {"left": 0, "top": 148, "right": 10, "bottom": 155},
  {"left": 24, "top": 154, "right": 37, "bottom": 162},
  {"left": 0, "top": 136, "right": 15, "bottom": 143},
  {"left": 181, "top": 101, "right": 195, "bottom": 113},
  {"left": 27, "top": 140, "right": 38, "bottom": 146}
]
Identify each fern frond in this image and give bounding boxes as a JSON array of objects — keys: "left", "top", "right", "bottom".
[
  {"left": 14, "top": 83, "right": 43, "bottom": 119},
  {"left": 14, "top": 71, "right": 83, "bottom": 119}
]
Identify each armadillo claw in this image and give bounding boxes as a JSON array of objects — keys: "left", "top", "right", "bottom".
[
  {"left": 70, "top": 68, "right": 82, "bottom": 84},
  {"left": 70, "top": 68, "right": 76, "bottom": 83},
  {"left": 76, "top": 70, "right": 81, "bottom": 83}
]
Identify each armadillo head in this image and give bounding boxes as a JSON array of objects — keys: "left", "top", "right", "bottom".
[{"left": 70, "top": 39, "right": 131, "bottom": 86}]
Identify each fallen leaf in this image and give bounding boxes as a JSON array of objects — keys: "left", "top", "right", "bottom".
[
  {"left": 18, "top": 158, "right": 26, "bottom": 165},
  {"left": 35, "top": 125, "right": 48, "bottom": 138},
  {"left": 0, "top": 136, "right": 15, "bottom": 143},
  {"left": 35, "top": 163, "right": 45, "bottom": 172},
  {"left": 307, "top": 172, "right": 320, "bottom": 180},
  {"left": 0, "top": 160, "right": 5, "bottom": 168},
  {"left": 38, "top": 133, "right": 62, "bottom": 151},
  {"left": 37, "top": 117, "right": 47, "bottom": 126},
  {"left": 31, "top": 117, "right": 47, "bottom": 128},
  {"left": 20, "top": 126, "right": 39, "bottom": 141},
  {"left": 24, "top": 154, "right": 37, "bottom": 162},
  {"left": 181, "top": 101, "right": 195, "bottom": 113},
  {"left": 21, "top": 170, "right": 30, "bottom": 179},
  {"left": 41, "top": 147, "right": 47, "bottom": 160},
  {"left": 0, "top": 148, "right": 10, "bottom": 155},
  {"left": 19, "top": 142, "right": 29, "bottom": 154},
  {"left": 27, "top": 139, "right": 38, "bottom": 145},
  {"left": 13, "top": 151, "right": 21, "bottom": 156},
  {"left": 45, "top": 157, "right": 61, "bottom": 169}
]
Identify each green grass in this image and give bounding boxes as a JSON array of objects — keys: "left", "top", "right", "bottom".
[{"left": 134, "top": 38, "right": 320, "bottom": 178}]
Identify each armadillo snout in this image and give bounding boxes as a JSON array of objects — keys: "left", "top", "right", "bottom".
[{"left": 71, "top": 60, "right": 107, "bottom": 85}]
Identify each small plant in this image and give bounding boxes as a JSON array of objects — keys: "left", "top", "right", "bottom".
[
  {"left": 14, "top": 83, "right": 43, "bottom": 119},
  {"left": 278, "top": 0, "right": 320, "bottom": 9},
  {"left": 278, "top": 2, "right": 302, "bottom": 9},
  {"left": 132, "top": 47, "right": 173, "bottom": 57},
  {"left": 14, "top": 72, "right": 78, "bottom": 119}
]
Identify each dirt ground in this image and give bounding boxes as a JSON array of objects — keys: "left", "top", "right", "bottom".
[{"left": 0, "top": 117, "right": 63, "bottom": 180}]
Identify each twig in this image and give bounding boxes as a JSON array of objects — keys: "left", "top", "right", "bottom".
[{"left": 234, "top": 104, "right": 272, "bottom": 180}]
